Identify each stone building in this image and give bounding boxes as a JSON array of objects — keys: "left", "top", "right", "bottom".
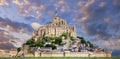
[{"left": 32, "top": 12, "right": 77, "bottom": 41}]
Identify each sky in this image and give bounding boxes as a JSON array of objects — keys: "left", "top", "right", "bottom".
[{"left": 0, "top": 0, "right": 120, "bottom": 56}]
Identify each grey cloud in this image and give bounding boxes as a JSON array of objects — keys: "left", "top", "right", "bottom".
[
  {"left": 0, "top": 17, "right": 33, "bottom": 33},
  {"left": 79, "top": 0, "right": 120, "bottom": 40}
]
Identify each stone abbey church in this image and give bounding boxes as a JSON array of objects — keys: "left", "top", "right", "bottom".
[{"left": 32, "top": 13, "right": 77, "bottom": 41}]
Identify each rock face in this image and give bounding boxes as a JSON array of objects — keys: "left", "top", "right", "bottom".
[{"left": 32, "top": 14, "right": 77, "bottom": 41}]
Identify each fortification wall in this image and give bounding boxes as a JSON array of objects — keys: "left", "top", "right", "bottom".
[
  {"left": 25, "top": 52, "right": 111, "bottom": 57},
  {"left": 41, "top": 52, "right": 63, "bottom": 57}
]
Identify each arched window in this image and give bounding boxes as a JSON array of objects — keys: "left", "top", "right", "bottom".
[
  {"left": 62, "top": 21, "right": 64, "bottom": 25},
  {"left": 59, "top": 22, "right": 61, "bottom": 26}
]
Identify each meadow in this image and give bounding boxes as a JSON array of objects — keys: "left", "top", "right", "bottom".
[{"left": 0, "top": 57, "right": 119, "bottom": 59}]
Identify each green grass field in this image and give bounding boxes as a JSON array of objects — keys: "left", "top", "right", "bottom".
[{"left": 0, "top": 57, "right": 120, "bottom": 59}]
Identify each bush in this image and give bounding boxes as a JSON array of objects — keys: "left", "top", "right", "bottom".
[
  {"left": 55, "top": 37, "right": 62, "bottom": 45},
  {"left": 61, "top": 32, "right": 69, "bottom": 39},
  {"left": 17, "top": 47, "right": 22, "bottom": 53},
  {"left": 26, "top": 38, "right": 35, "bottom": 47},
  {"left": 43, "top": 36, "right": 54, "bottom": 42},
  {"left": 36, "top": 40, "right": 45, "bottom": 47},
  {"left": 51, "top": 43, "right": 57, "bottom": 50},
  {"left": 70, "top": 36, "right": 74, "bottom": 41},
  {"left": 81, "top": 38, "right": 86, "bottom": 44},
  {"left": 77, "top": 36, "right": 86, "bottom": 44},
  {"left": 86, "top": 41, "right": 93, "bottom": 48}
]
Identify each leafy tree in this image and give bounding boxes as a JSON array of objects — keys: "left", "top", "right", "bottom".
[
  {"left": 26, "top": 38, "right": 35, "bottom": 47},
  {"left": 61, "top": 32, "right": 69, "bottom": 39},
  {"left": 17, "top": 47, "right": 22, "bottom": 53},
  {"left": 55, "top": 37, "right": 62, "bottom": 45},
  {"left": 16, "top": 47, "right": 22, "bottom": 57},
  {"left": 81, "top": 38, "right": 86, "bottom": 44},
  {"left": 86, "top": 41, "right": 90, "bottom": 46},
  {"left": 49, "top": 37, "right": 54, "bottom": 41},
  {"left": 43, "top": 36, "right": 54, "bottom": 42},
  {"left": 70, "top": 36, "right": 74, "bottom": 41},
  {"left": 77, "top": 36, "right": 86, "bottom": 44},
  {"left": 77, "top": 36, "right": 91, "bottom": 47},
  {"left": 77, "top": 36, "right": 84, "bottom": 40},
  {"left": 90, "top": 44, "right": 94, "bottom": 48},
  {"left": 51, "top": 43, "right": 57, "bottom": 50},
  {"left": 43, "top": 36, "right": 50, "bottom": 42},
  {"left": 36, "top": 40, "right": 45, "bottom": 47},
  {"left": 86, "top": 41, "right": 94, "bottom": 48},
  {"left": 51, "top": 40, "right": 55, "bottom": 44}
]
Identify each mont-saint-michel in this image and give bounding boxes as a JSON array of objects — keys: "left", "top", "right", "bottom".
[
  {"left": 1, "top": 0, "right": 120, "bottom": 58},
  {"left": 0, "top": 12, "right": 111, "bottom": 57}
]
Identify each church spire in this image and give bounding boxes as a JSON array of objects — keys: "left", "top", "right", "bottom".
[
  {"left": 55, "top": 8, "right": 58, "bottom": 17},
  {"left": 53, "top": 8, "right": 59, "bottom": 22}
]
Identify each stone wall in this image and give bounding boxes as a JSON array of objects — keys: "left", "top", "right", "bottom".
[{"left": 24, "top": 52, "right": 111, "bottom": 57}]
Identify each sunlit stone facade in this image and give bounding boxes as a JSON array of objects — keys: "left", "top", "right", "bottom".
[{"left": 32, "top": 14, "right": 77, "bottom": 41}]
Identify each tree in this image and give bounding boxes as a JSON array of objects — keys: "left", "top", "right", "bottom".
[
  {"left": 36, "top": 40, "right": 45, "bottom": 47},
  {"left": 90, "top": 43, "right": 94, "bottom": 48},
  {"left": 77, "top": 36, "right": 86, "bottom": 44},
  {"left": 42, "top": 36, "right": 50, "bottom": 42},
  {"left": 81, "top": 38, "right": 86, "bottom": 44},
  {"left": 70, "top": 36, "right": 74, "bottom": 41},
  {"left": 26, "top": 38, "right": 35, "bottom": 47},
  {"left": 51, "top": 43, "right": 57, "bottom": 50},
  {"left": 86, "top": 41, "right": 93, "bottom": 48},
  {"left": 55, "top": 37, "right": 62, "bottom": 45},
  {"left": 42, "top": 36, "right": 54, "bottom": 42},
  {"left": 16, "top": 47, "right": 22, "bottom": 57},
  {"left": 77, "top": 36, "right": 89, "bottom": 46},
  {"left": 77, "top": 36, "right": 84, "bottom": 40},
  {"left": 61, "top": 32, "right": 69, "bottom": 39},
  {"left": 49, "top": 37, "right": 54, "bottom": 41}
]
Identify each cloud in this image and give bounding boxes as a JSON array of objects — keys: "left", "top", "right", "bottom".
[
  {"left": 0, "top": 17, "right": 33, "bottom": 49},
  {"left": 0, "top": 0, "right": 9, "bottom": 6},
  {"left": 98, "top": 39, "right": 120, "bottom": 50},
  {"left": 76, "top": 0, "right": 120, "bottom": 40},
  {"left": 113, "top": 0, "right": 120, "bottom": 6},
  {"left": 0, "top": 26, "right": 31, "bottom": 41},
  {"left": 58, "top": 0, "right": 65, "bottom": 5},
  {"left": 99, "top": 2, "right": 106, "bottom": 7},
  {"left": 10, "top": 39, "right": 24, "bottom": 48},
  {"left": 3, "top": 31, "right": 9, "bottom": 35},
  {"left": 12, "top": 0, "right": 22, "bottom": 6},
  {"left": 77, "top": 1, "right": 84, "bottom": 7},
  {"left": 72, "top": 0, "right": 120, "bottom": 55},
  {"left": 36, "top": 11, "right": 42, "bottom": 19},
  {"left": 80, "top": 0, "right": 95, "bottom": 15},
  {"left": 0, "top": 17, "right": 33, "bottom": 33},
  {"left": 12, "top": 0, "right": 47, "bottom": 20},
  {"left": 31, "top": 22, "right": 41, "bottom": 30},
  {"left": 0, "top": 30, "right": 14, "bottom": 49},
  {"left": 104, "top": 18, "right": 111, "bottom": 23},
  {"left": 23, "top": 0, "right": 30, "bottom": 5}
]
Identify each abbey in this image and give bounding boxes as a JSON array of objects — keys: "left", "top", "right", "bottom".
[
  {"left": 7, "top": 12, "right": 111, "bottom": 57},
  {"left": 32, "top": 13, "right": 77, "bottom": 41}
]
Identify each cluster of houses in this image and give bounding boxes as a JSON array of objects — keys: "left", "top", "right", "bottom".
[
  {"left": 0, "top": 49, "right": 17, "bottom": 57},
  {"left": 20, "top": 37, "right": 111, "bottom": 57}
]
